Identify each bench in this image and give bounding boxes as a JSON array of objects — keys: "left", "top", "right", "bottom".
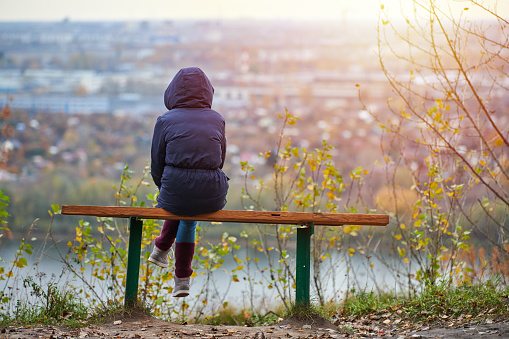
[{"left": 61, "top": 205, "right": 389, "bottom": 307}]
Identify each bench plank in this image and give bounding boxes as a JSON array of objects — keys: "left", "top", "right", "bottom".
[{"left": 61, "top": 205, "right": 389, "bottom": 226}]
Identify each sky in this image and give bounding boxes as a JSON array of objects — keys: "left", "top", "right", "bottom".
[{"left": 0, "top": 0, "right": 507, "bottom": 22}]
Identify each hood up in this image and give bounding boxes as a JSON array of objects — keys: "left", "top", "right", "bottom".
[{"left": 164, "top": 67, "right": 214, "bottom": 110}]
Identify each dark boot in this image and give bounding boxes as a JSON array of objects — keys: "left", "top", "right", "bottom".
[{"left": 175, "top": 242, "right": 195, "bottom": 278}]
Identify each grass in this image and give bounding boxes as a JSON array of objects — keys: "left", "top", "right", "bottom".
[
  {"left": 282, "top": 301, "right": 331, "bottom": 323},
  {"left": 2, "top": 278, "right": 509, "bottom": 329},
  {"left": 0, "top": 279, "right": 89, "bottom": 327},
  {"left": 339, "top": 277, "right": 509, "bottom": 325}
]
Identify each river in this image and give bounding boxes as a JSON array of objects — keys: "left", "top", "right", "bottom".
[{"left": 0, "top": 235, "right": 403, "bottom": 314}]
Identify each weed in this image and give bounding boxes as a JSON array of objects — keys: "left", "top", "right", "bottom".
[
  {"left": 0, "top": 278, "right": 88, "bottom": 327},
  {"left": 282, "top": 302, "right": 331, "bottom": 324},
  {"left": 336, "top": 278, "right": 509, "bottom": 326}
]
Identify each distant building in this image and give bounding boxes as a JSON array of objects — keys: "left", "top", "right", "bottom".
[{"left": 0, "top": 94, "right": 110, "bottom": 114}]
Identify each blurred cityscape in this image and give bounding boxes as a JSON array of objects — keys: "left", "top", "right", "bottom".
[
  {"left": 0, "top": 19, "right": 387, "bottom": 183},
  {"left": 4, "top": 18, "right": 506, "bottom": 231}
]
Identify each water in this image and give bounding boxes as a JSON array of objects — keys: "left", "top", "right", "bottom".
[{"left": 0, "top": 236, "right": 402, "bottom": 313}]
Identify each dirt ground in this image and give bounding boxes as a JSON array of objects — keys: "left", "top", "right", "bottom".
[{"left": 2, "top": 310, "right": 509, "bottom": 338}]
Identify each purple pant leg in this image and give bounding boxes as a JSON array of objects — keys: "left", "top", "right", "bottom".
[{"left": 154, "top": 219, "right": 179, "bottom": 251}]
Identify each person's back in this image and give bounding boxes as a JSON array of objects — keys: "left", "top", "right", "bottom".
[{"left": 149, "top": 67, "right": 229, "bottom": 297}]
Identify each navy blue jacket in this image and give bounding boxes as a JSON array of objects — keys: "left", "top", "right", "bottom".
[{"left": 151, "top": 67, "right": 229, "bottom": 216}]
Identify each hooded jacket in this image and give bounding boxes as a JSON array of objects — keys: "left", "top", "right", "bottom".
[{"left": 151, "top": 67, "right": 228, "bottom": 216}]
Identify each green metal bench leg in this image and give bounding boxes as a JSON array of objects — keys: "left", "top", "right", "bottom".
[
  {"left": 296, "top": 222, "right": 314, "bottom": 306},
  {"left": 125, "top": 216, "right": 143, "bottom": 307}
]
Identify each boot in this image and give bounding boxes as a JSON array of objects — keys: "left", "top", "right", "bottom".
[
  {"left": 174, "top": 242, "right": 195, "bottom": 279},
  {"left": 173, "top": 242, "right": 195, "bottom": 297}
]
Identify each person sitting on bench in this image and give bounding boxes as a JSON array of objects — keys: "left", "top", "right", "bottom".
[{"left": 148, "top": 67, "right": 229, "bottom": 297}]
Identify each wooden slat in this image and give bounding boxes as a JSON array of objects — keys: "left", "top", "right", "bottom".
[{"left": 61, "top": 205, "right": 389, "bottom": 226}]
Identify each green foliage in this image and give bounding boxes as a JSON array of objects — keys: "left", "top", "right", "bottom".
[
  {"left": 0, "top": 190, "right": 9, "bottom": 225},
  {"left": 373, "top": 0, "right": 509, "bottom": 291},
  {"left": 0, "top": 277, "right": 88, "bottom": 327},
  {"left": 282, "top": 301, "right": 331, "bottom": 324},
  {"left": 201, "top": 307, "right": 281, "bottom": 327},
  {"left": 401, "top": 278, "right": 508, "bottom": 322},
  {"left": 339, "top": 278, "right": 509, "bottom": 325},
  {"left": 239, "top": 110, "right": 376, "bottom": 308},
  {"left": 341, "top": 290, "right": 399, "bottom": 317}
]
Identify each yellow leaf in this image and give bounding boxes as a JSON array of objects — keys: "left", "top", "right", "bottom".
[
  {"left": 191, "top": 272, "right": 198, "bottom": 278},
  {"left": 250, "top": 175, "right": 256, "bottom": 180},
  {"left": 67, "top": 241, "right": 73, "bottom": 247},
  {"left": 400, "top": 223, "right": 406, "bottom": 229},
  {"left": 76, "top": 227, "right": 82, "bottom": 237},
  {"left": 495, "top": 138, "right": 503, "bottom": 146},
  {"left": 395, "top": 234, "right": 402, "bottom": 240},
  {"left": 480, "top": 160, "right": 486, "bottom": 167},
  {"left": 397, "top": 247, "right": 405, "bottom": 257},
  {"left": 291, "top": 148, "right": 300, "bottom": 158},
  {"left": 98, "top": 227, "right": 104, "bottom": 234},
  {"left": 404, "top": 258, "right": 409, "bottom": 263}
]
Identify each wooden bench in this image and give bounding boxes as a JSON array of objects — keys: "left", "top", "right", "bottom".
[{"left": 62, "top": 205, "right": 389, "bottom": 307}]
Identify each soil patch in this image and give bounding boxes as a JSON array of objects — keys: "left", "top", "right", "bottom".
[{"left": 2, "top": 310, "right": 509, "bottom": 338}]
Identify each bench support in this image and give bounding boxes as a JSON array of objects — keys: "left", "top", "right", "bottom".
[
  {"left": 125, "top": 217, "right": 143, "bottom": 306},
  {"left": 296, "top": 222, "right": 314, "bottom": 306},
  {"left": 123, "top": 218, "right": 317, "bottom": 307}
]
